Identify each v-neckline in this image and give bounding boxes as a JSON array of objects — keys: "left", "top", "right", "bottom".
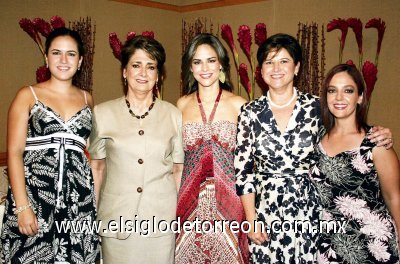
[
  {"left": 196, "top": 89, "right": 222, "bottom": 124},
  {"left": 266, "top": 95, "right": 300, "bottom": 136},
  {"left": 36, "top": 100, "right": 89, "bottom": 124}
]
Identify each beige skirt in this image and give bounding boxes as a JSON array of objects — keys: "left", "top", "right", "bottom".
[{"left": 101, "top": 233, "right": 175, "bottom": 264}]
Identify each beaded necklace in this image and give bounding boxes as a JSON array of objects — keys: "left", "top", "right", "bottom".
[{"left": 125, "top": 95, "right": 156, "bottom": 119}]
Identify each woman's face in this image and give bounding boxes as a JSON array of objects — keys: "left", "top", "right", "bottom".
[
  {"left": 46, "top": 35, "right": 82, "bottom": 82},
  {"left": 123, "top": 49, "right": 158, "bottom": 95},
  {"left": 191, "top": 44, "right": 221, "bottom": 89},
  {"left": 327, "top": 71, "right": 363, "bottom": 120},
  {"left": 261, "top": 48, "right": 299, "bottom": 91}
]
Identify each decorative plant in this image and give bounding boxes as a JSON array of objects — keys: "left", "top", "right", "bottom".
[
  {"left": 108, "top": 31, "right": 162, "bottom": 98},
  {"left": 69, "top": 17, "right": 96, "bottom": 92},
  {"left": 19, "top": 16, "right": 65, "bottom": 83},
  {"left": 182, "top": 18, "right": 214, "bottom": 56},
  {"left": 328, "top": 17, "right": 385, "bottom": 105},
  {"left": 181, "top": 18, "right": 214, "bottom": 96},
  {"left": 221, "top": 23, "right": 268, "bottom": 100},
  {"left": 19, "top": 16, "right": 96, "bottom": 92},
  {"left": 296, "top": 22, "right": 326, "bottom": 96}
]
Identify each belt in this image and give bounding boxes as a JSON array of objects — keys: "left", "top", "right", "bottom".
[{"left": 25, "top": 132, "right": 86, "bottom": 208}]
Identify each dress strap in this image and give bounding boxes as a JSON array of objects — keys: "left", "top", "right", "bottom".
[
  {"left": 83, "top": 91, "right": 88, "bottom": 105},
  {"left": 196, "top": 88, "right": 222, "bottom": 124},
  {"left": 29, "top": 86, "right": 38, "bottom": 101}
]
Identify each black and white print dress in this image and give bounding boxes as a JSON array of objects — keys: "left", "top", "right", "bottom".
[
  {"left": 235, "top": 90, "right": 323, "bottom": 263},
  {"left": 1, "top": 87, "right": 100, "bottom": 263},
  {"left": 311, "top": 128, "right": 400, "bottom": 264}
]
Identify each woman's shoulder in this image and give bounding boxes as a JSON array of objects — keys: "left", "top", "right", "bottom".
[
  {"left": 223, "top": 91, "right": 247, "bottom": 106},
  {"left": 93, "top": 96, "right": 124, "bottom": 113},
  {"left": 176, "top": 93, "right": 195, "bottom": 112},
  {"left": 13, "top": 85, "right": 38, "bottom": 105},
  {"left": 158, "top": 98, "right": 181, "bottom": 113}
]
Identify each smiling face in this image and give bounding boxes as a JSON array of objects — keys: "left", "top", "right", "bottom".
[
  {"left": 261, "top": 48, "right": 300, "bottom": 91},
  {"left": 327, "top": 71, "right": 363, "bottom": 120},
  {"left": 46, "top": 35, "right": 82, "bottom": 82},
  {"left": 191, "top": 44, "right": 221, "bottom": 89},
  {"left": 123, "top": 49, "right": 158, "bottom": 95}
]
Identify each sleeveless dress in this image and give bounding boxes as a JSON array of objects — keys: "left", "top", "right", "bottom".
[
  {"left": 1, "top": 87, "right": 100, "bottom": 263},
  {"left": 176, "top": 89, "right": 249, "bottom": 263},
  {"left": 310, "top": 128, "right": 400, "bottom": 263}
]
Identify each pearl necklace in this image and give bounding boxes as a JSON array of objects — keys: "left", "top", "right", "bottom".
[
  {"left": 125, "top": 95, "right": 156, "bottom": 119},
  {"left": 267, "top": 88, "right": 297, "bottom": 109}
]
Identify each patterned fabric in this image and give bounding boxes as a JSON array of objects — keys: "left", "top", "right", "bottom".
[
  {"left": 311, "top": 128, "right": 400, "bottom": 264},
  {"left": 235, "top": 90, "right": 322, "bottom": 263},
  {"left": 1, "top": 91, "right": 100, "bottom": 263},
  {"left": 176, "top": 93, "right": 249, "bottom": 263}
]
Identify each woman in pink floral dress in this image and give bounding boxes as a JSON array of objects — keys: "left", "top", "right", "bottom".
[
  {"left": 310, "top": 64, "right": 400, "bottom": 263},
  {"left": 175, "top": 33, "right": 249, "bottom": 263}
]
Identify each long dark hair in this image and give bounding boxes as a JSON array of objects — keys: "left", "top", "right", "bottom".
[
  {"left": 321, "top": 64, "right": 368, "bottom": 134},
  {"left": 181, "top": 33, "right": 233, "bottom": 95}
]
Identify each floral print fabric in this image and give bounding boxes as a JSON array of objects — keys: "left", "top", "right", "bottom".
[
  {"left": 1, "top": 96, "right": 100, "bottom": 263},
  {"left": 235, "top": 90, "right": 323, "bottom": 263},
  {"left": 311, "top": 129, "right": 400, "bottom": 264}
]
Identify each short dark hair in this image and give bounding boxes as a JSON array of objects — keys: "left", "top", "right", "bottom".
[
  {"left": 321, "top": 63, "right": 368, "bottom": 134},
  {"left": 45, "top": 27, "right": 84, "bottom": 56},
  {"left": 181, "top": 33, "right": 233, "bottom": 95},
  {"left": 256, "top": 33, "right": 302, "bottom": 66},
  {"left": 121, "top": 36, "right": 166, "bottom": 95}
]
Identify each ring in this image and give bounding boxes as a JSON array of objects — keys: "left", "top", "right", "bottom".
[{"left": 388, "top": 138, "right": 393, "bottom": 143}]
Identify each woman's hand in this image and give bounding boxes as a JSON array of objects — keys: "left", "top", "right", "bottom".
[
  {"left": 18, "top": 208, "right": 38, "bottom": 236},
  {"left": 248, "top": 221, "right": 269, "bottom": 245},
  {"left": 369, "top": 126, "right": 393, "bottom": 149}
]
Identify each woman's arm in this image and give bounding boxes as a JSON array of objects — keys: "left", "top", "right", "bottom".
[
  {"left": 91, "top": 159, "right": 106, "bottom": 207},
  {"left": 234, "top": 104, "right": 268, "bottom": 244},
  {"left": 240, "top": 193, "right": 269, "bottom": 245},
  {"left": 173, "top": 163, "right": 183, "bottom": 192},
  {"left": 7, "top": 87, "right": 38, "bottom": 236},
  {"left": 373, "top": 146, "right": 400, "bottom": 240}
]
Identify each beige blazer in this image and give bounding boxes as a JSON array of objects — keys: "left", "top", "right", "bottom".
[{"left": 89, "top": 97, "right": 184, "bottom": 239}]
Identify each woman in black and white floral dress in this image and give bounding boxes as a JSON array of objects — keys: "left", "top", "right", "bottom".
[
  {"left": 234, "top": 34, "right": 393, "bottom": 263},
  {"left": 310, "top": 64, "right": 399, "bottom": 263},
  {"left": 1, "top": 28, "right": 99, "bottom": 263}
]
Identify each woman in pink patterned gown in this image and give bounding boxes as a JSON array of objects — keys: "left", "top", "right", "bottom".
[{"left": 175, "top": 33, "right": 249, "bottom": 263}]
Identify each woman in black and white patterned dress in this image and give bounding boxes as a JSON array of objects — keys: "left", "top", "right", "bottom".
[
  {"left": 1, "top": 28, "right": 100, "bottom": 263},
  {"left": 234, "top": 34, "right": 393, "bottom": 263}
]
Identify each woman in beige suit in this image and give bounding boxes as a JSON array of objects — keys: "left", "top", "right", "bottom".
[{"left": 89, "top": 36, "right": 184, "bottom": 263}]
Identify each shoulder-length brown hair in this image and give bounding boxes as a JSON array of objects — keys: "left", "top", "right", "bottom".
[{"left": 321, "top": 63, "right": 368, "bottom": 134}]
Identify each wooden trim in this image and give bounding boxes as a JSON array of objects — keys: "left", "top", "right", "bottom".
[
  {"left": 111, "top": 0, "right": 266, "bottom": 12},
  {"left": 0, "top": 152, "right": 6, "bottom": 167}
]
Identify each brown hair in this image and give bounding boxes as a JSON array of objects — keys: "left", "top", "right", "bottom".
[
  {"left": 321, "top": 63, "right": 368, "bottom": 133},
  {"left": 121, "top": 36, "right": 166, "bottom": 95},
  {"left": 181, "top": 33, "right": 233, "bottom": 95}
]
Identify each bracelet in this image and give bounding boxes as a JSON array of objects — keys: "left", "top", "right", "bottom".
[{"left": 13, "top": 203, "right": 32, "bottom": 215}]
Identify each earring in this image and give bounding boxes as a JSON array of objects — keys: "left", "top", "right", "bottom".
[
  {"left": 124, "top": 78, "right": 127, "bottom": 86},
  {"left": 294, "top": 72, "right": 298, "bottom": 76},
  {"left": 219, "top": 70, "right": 226, "bottom": 84}
]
